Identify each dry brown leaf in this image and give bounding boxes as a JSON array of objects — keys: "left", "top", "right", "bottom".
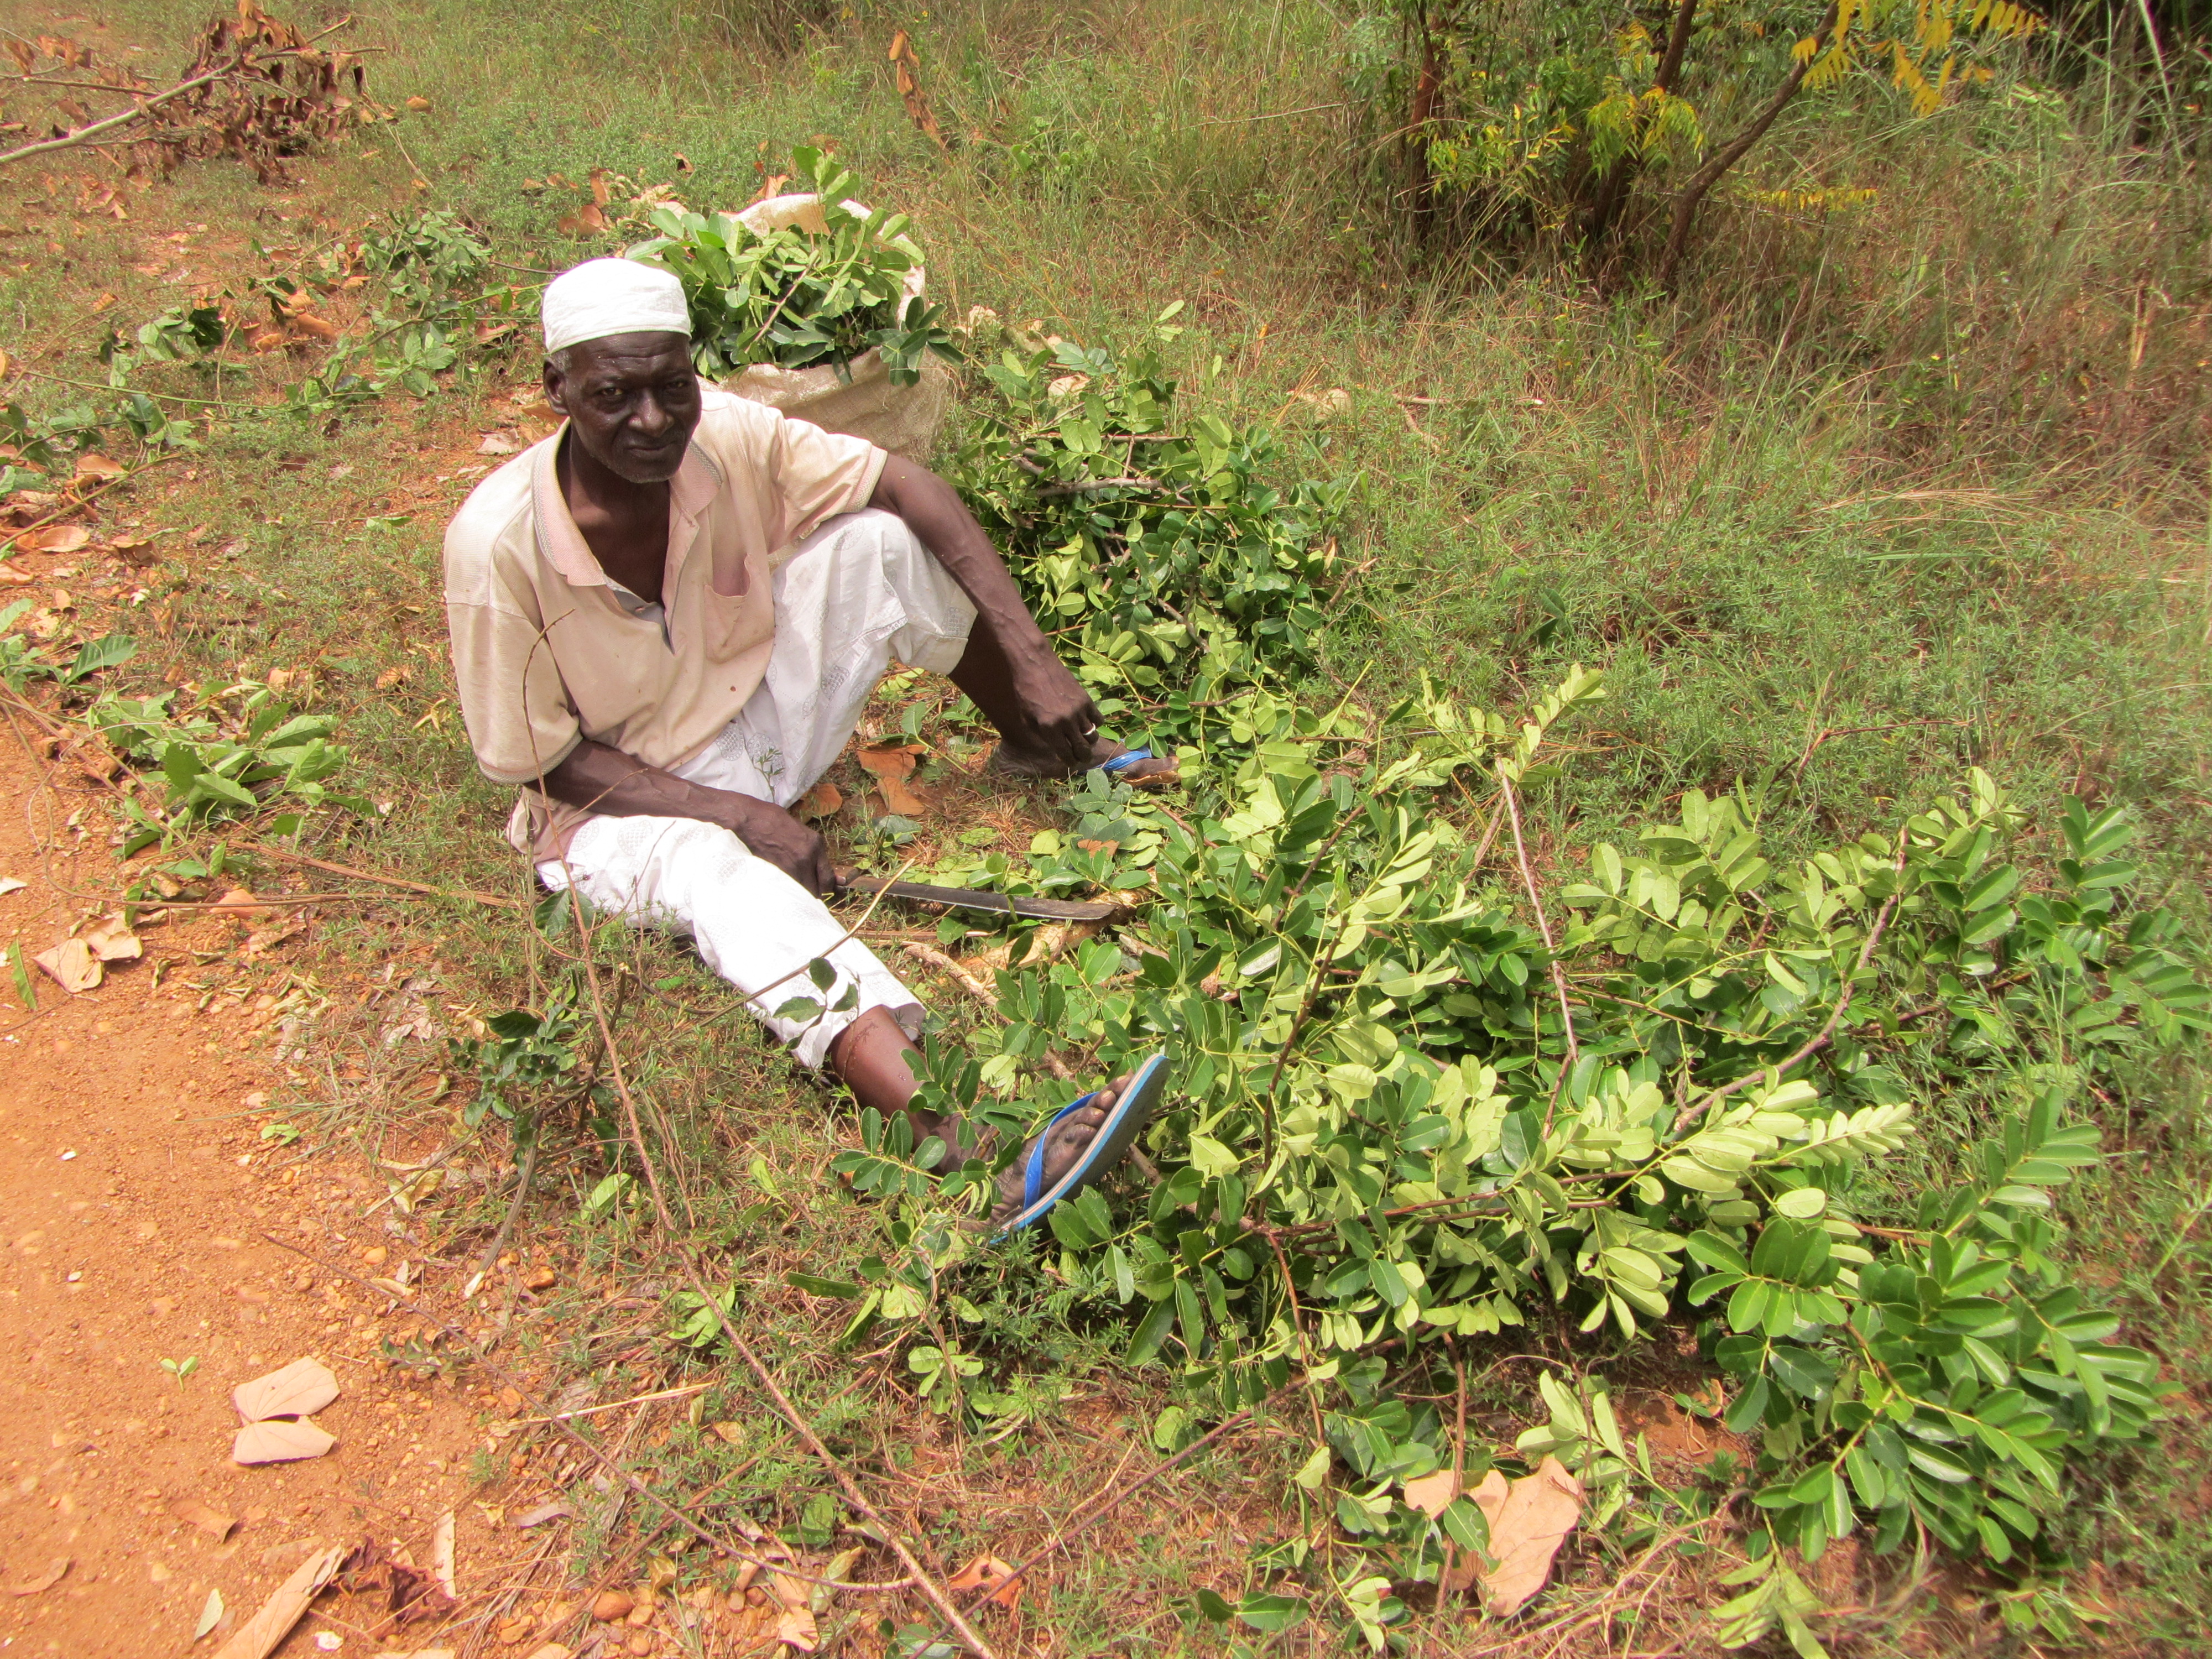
[
  {"left": 405, "top": 95, "right": 431, "bottom": 110},
  {"left": 82, "top": 915, "right": 140, "bottom": 962},
  {"left": 0, "top": 565, "right": 32, "bottom": 586},
  {"left": 232, "top": 1419, "right": 337, "bottom": 1464},
  {"left": 375, "top": 664, "right": 415, "bottom": 689},
  {"left": 211, "top": 1543, "right": 346, "bottom": 1659},
  {"left": 18, "top": 524, "right": 91, "bottom": 555},
  {"left": 171, "top": 1495, "right": 239, "bottom": 1542},
  {"left": 773, "top": 1605, "right": 818, "bottom": 1653},
  {"left": 5, "top": 1557, "right": 67, "bottom": 1596},
  {"left": 1471, "top": 1455, "right": 1582, "bottom": 1616},
  {"left": 709, "top": 1420, "right": 744, "bottom": 1445},
  {"left": 232, "top": 1357, "right": 340, "bottom": 1423},
  {"left": 1401, "top": 1470, "right": 1480, "bottom": 1594},
  {"left": 946, "top": 1553, "right": 1023, "bottom": 1610},
  {"left": 518, "top": 1647, "right": 570, "bottom": 1659},
  {"left": 477, "top": 431, "right": 520, "bottom": 456},
  {"left": 795, "top": 780, "right": 842, "bottom": 821},
  {"left": 209, "top": 887, "right": 272, "bottom": 919},
  {"left": 511, "top": 1500, "right": 572, "bottom": 1529},
  {"left": 239, "top": 920, "right": 304, "bottom": 961},
  {"left": 33, "top": 937, "right": 100, "bottom": 993},
  {"left": 195, "top": 1586, "right": 225, "bottom": 1639},
  {"left": 855, "top": 744, "right": 930, "bottom": 817},
  {"left": 0, "top": 877, "right": 24, "bottom": 896},
  {"left": 557, "top": 202, "right": 609, "bottom": 236},
  {"left": 74, "top": 452, "right": 125, "bottom": 479}
]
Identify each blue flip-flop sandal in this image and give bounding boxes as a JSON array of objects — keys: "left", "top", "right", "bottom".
[
  {"left": 1098, "top": 747, "right": 1177, "bottom": 785},
  {"left": 991, "top": 1052, "right": 1171, "bottom": 1240}
]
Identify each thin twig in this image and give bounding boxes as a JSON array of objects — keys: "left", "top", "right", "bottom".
[
  {"left": 0, "top": 451, "right": 183, "bottom": 556},
  {"left": 249, "top": 842, "right": 523, "bottom": 908},
  {"left": 1501, "top": 773, "right": 1577, "bottom": 1121},
  {"left": 463, "top": 1138, "right": 536, "bottom": 1300}
]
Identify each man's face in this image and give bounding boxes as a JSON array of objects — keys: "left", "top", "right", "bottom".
[{"left": 544, "top": 332, "right": 701, "bottom": 486}]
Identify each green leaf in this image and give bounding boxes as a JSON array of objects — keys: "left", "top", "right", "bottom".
[{"left": 1235, "top": 1592, "right": 1306, "bottom": 1632}]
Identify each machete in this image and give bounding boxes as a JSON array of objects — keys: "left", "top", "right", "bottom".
[{"left": 836, "top": 873, "right": 1126, "bottom": 923}]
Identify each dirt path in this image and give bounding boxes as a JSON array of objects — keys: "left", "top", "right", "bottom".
[{"left": 0, "top": 736, "right": 494, "bottom": 1657}]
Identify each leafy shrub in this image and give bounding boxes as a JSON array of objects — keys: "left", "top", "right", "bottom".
[
  {"left": 948, "top": 312, "right": 1351, "bottom": 751},
  {"left": 629, "top": 146, "right": 956, "bottom": 385},
  {"left": 867, "top": 656, "right": 2196, "bottom": 1614}
]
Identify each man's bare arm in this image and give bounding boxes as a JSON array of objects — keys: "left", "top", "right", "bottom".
[
  {"left": 868, "top": 454, "right": 1097, "bottom": 770},
  {"left": 539, "top": 738, "right": 834, "bottom": 893}
]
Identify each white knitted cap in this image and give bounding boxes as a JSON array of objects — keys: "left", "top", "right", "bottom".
[{"left": 541, "top": 257, "right": 691, "bottom": 352}]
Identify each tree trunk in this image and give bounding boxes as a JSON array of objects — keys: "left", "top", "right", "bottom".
[
  {"left": 1405, "top": 7, "right": 1443, "bottom": 241},
  {"left": 1656, "top": 1, "right": 1839, "bottom": 287},
  {"left": 1583, "top": 0, "right": 1700, "bottom": 247}
]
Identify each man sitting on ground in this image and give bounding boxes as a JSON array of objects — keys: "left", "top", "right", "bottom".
[{"left": 442, "top": 258, "right": 1173, "bottom": 1223}]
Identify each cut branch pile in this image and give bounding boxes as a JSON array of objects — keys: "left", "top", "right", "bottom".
[{"left": 0, "top": 3, "right": 388, "bottom": 180}]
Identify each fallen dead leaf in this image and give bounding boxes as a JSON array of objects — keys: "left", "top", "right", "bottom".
[
  {"left": 1471, "top": 1455, "right": 1583, "bottom": 1616},
  {"left": 855, "top": 744, "right": 930, "bottom": 817},
  {"left": 557, "top": 202, "right": 609, "bottom": 236},
  {"left": 195, "top": 1587, "right": 225, "bottom": 1640},
  {"left": 233, "top": 1358, "right": 341, "bottom": 1423},
  {"left": 708, "top": 1421, "right": 744, "bottom": 1445},
  {"left": 477, "top": 431, "right": 520, "bottom": 456},
  {"left": 239, "top": 920, "right": 305, "bottom": 961},
  {"left": 33, "top": 937, "right": 100, "bottom": 993},
  {"left": 0, "top": 565, "right": 31, "bottom": 586},
  {"left": 795, "top": 780, "right": 842, "bottom": 820},
  {"left": 511, "top": 1500, "right": 572, "bottom": 1529},
  {"left": 0, "top": 877, "right": 24, "bottom": 896},
  {"left": 171, "top": 1496, "right": 239, "bottom": 1542},
  {"left": 233, "top": 1420, "right": 338, "bottom": 1465},
  {"left": 17, "top": 524, "right": 91, "bottom": 555},
  {"left": 1402, "top": 1469, "right": 1480, "bottom": 1594},
  {"left": 946, "top": 1553, "right": 1022, "bottom": 1610},
  {"left": 405, "top": 95, "right": 431, "bottom": 110},
  {"left": 519, "top": 1648, "right": 570, "bottom": 1659},
  {"left": 773, "top": 1606, "right": 817, "bottom": 1653},
  {"left": 74, "top": 452, "right": 125, "bottom": 479},
  {"left": 212, "top": 1543, "right": 347, "bottom": 1659},
  {"left": 209, "top": 887, "right": 272, "bottom": 919},
  {"left": 374, "top": 663, "right": 414, "bottom": 690},
  {"left": 5, "top": 1557, "right": 67, "bottom": 1595},
  {"left": 82, "top": 914, "right": 140, "bottom": 961}
]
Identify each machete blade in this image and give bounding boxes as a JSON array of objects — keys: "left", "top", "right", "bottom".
[{"left": 837, "top": 874, "right": 1126, "bottom": 923}]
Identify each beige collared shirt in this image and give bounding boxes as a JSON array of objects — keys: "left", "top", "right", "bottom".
[{"left": 442, "top": 388, "right": 886, "bottom": 856}]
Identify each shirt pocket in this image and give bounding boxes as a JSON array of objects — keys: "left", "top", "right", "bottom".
[{"left": 694, "top": 579, "right": 775, "bottom": 664}]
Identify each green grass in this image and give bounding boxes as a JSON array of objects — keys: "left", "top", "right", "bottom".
[{"left": 5, "top": 0, "right": 2212, "bottom": 1650}]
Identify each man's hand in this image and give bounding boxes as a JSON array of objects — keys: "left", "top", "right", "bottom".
[
  {"left": 717, "top": 795, "right": 837, "bottom": 895},
  {"left": 539, "top": 739, "right": 838, "bottom": 894},
  {"left": 1005, "top": 642, "right": 1100, "bottom": 770}
]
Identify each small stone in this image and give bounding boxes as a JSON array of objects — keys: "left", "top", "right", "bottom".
[
  {"left": 361, "top": 1245, "right": 388, "bottom": 1267},
  {"left": 591, "top": 1589, "right": 634, "bottom": 1622}
]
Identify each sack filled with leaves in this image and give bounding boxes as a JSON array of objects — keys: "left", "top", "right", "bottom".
[{"left": 627, "top": 147, "right": 957, "bottom": 458}]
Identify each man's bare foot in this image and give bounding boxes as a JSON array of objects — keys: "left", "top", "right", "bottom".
[
  {"left": 986, "top": 1072, "right": 1134, "bottom": 1225},
  {"left": 988, "top": 734, "right": 1180, "bottom": 787}
]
